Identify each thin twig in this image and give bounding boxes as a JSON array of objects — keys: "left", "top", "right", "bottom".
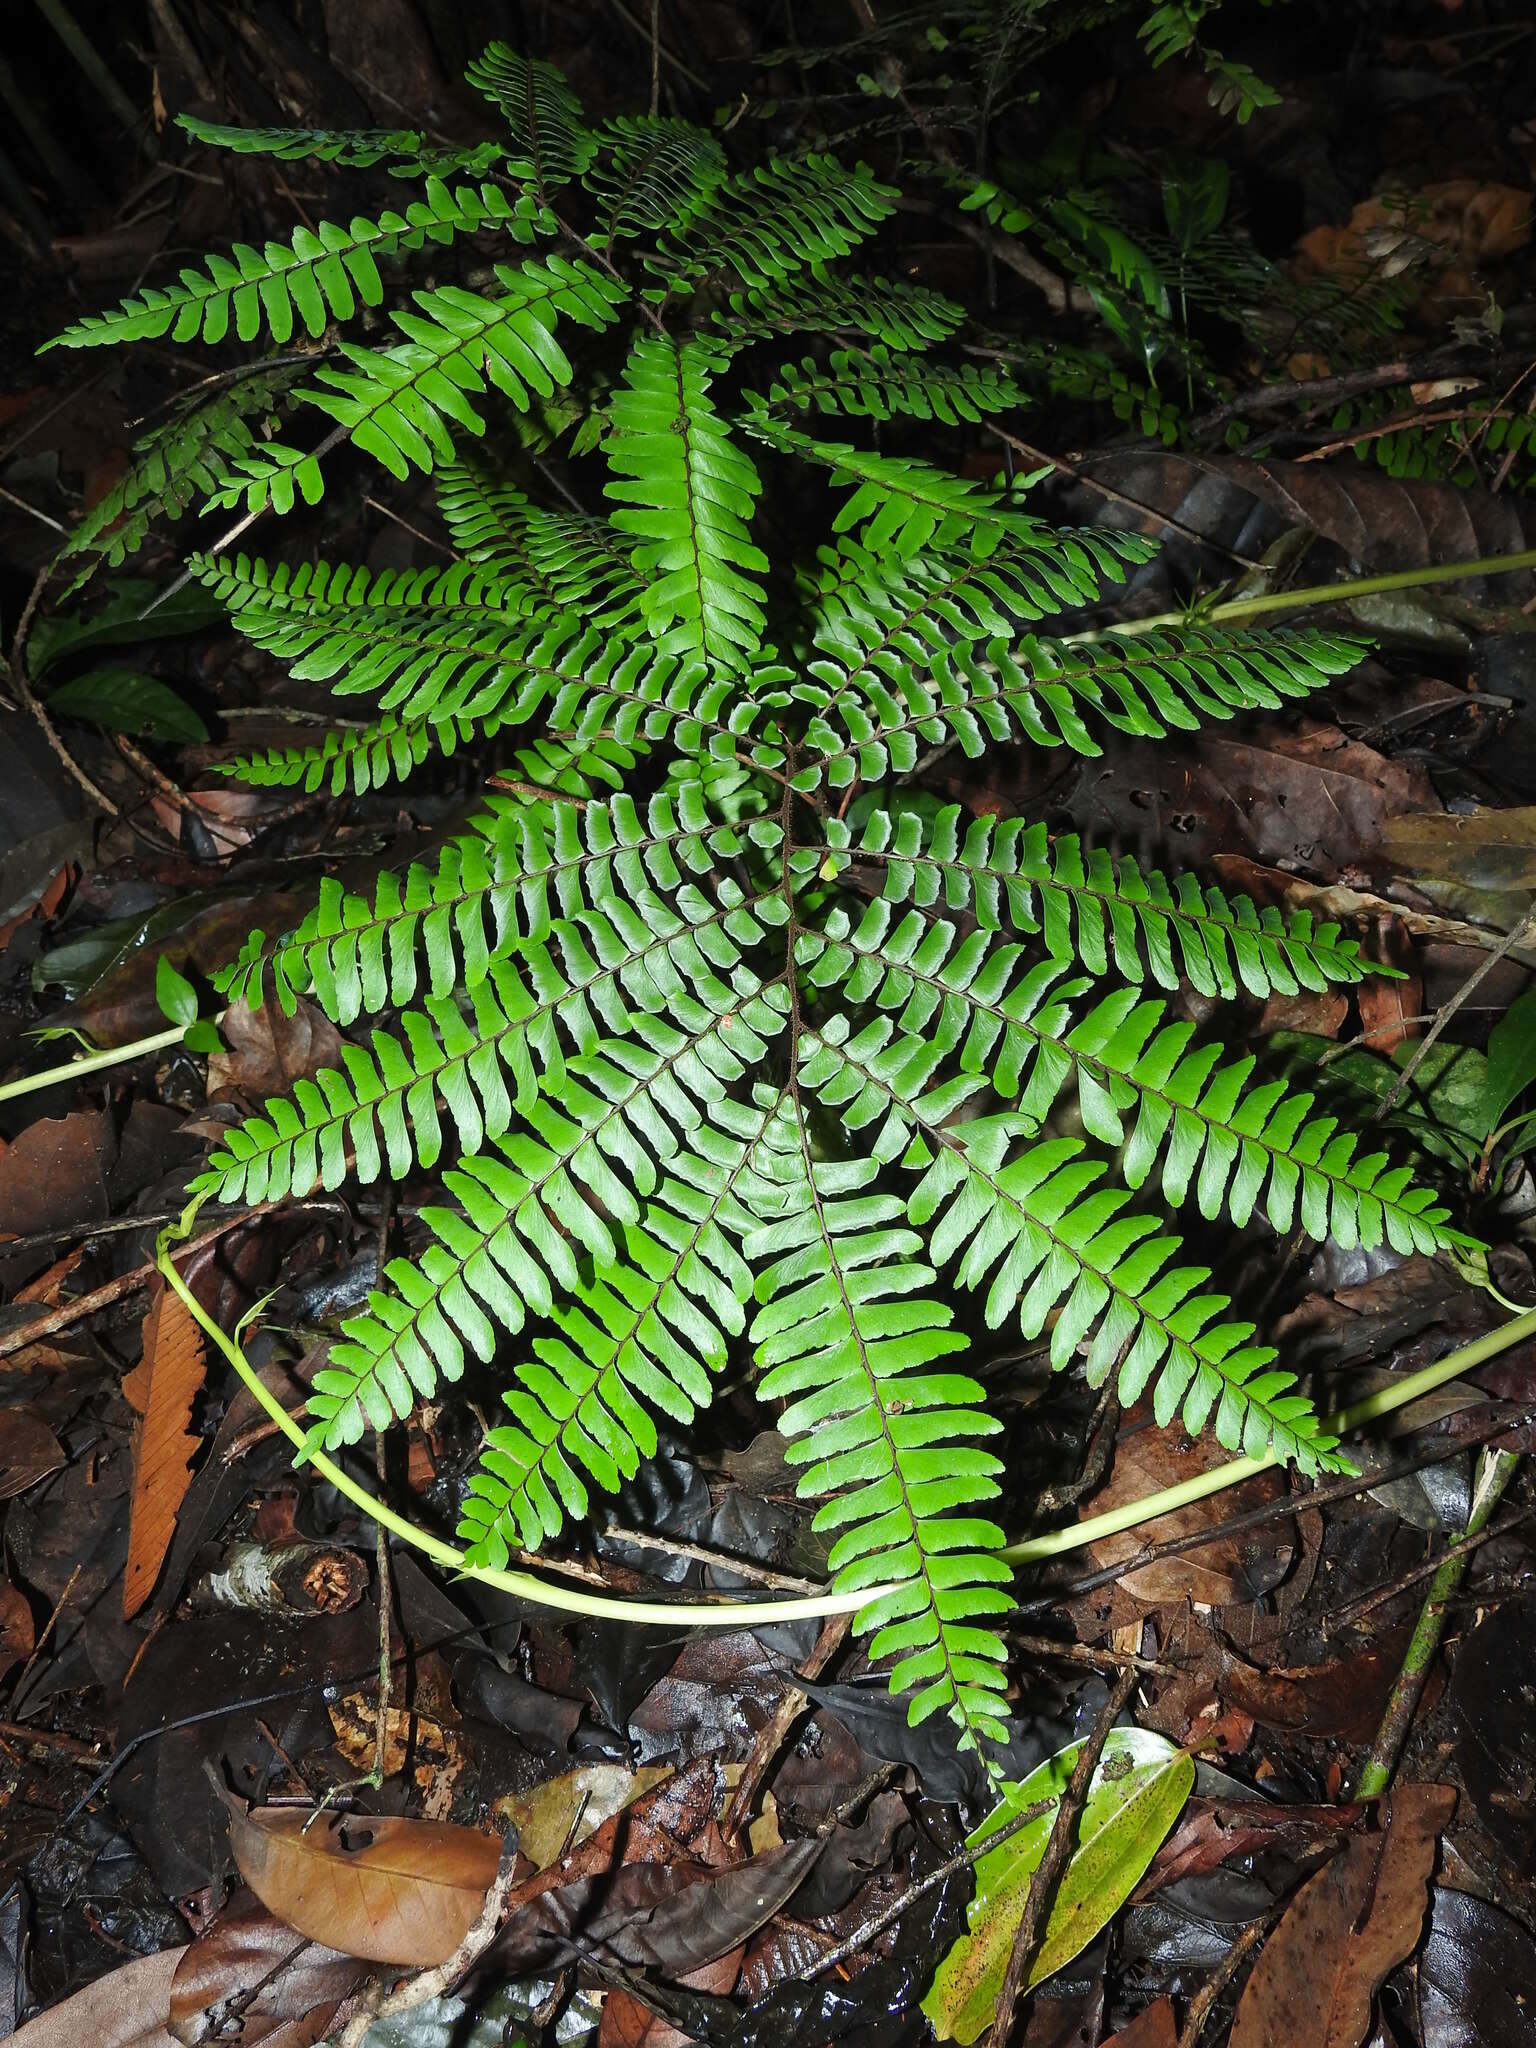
[
  {"left": 0, "top": 1202, "right": 276, "bottom": 1359},
  {"left": 722, "top": 1612, "right": 850, "bottom": 1840},
  {"left": 1376, "top": 910, "right": 1536, "bottom": 1118},
  {"left": 1175, "top": 1906, "right": 1282, "bottom": 2048},
  {"left": 9, "top": 564, "right": 119, "bottom": 815},
  {"left": 332, "top": 1826, "right": 521, "bottom": 2048},
  {"left": 804, "top": 1790, "right": 1060, "bottom": 1981},
  {"left": 991, "top": 1665, "right": 1136, "bottom": 2044}
]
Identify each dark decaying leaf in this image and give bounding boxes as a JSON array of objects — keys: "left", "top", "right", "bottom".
[
  {"left": 1074, "top": 452, "right": 1536, "bottom": 602},
  {"left": 1449, "top": 1599, "right": 1536, "bottom": 1877},
  {"left": 493, "top": 1837, "right": 825, "bottom": 1980},
  {"left": 1229, "top": 1783, "right": 1457, "bottom": 2048},
  {"left": 0, "top": 1407, "right": 65, "bottom": 1499},
  {"left": 167, "top": 1893, "right": 365, "bottom": 2048},
  {"left": 1081, "top": 1417, "right": 1293, "bottom": 1607},
  {"left": 1418, "top": 1887, "right": 1536, "bottom": 2048},
  {"left": 111, "top": 1608, "right": 381, "bottom": 1897},
  {"left": 0, "top": 1577, "right": 35, "bottom": 1681}
]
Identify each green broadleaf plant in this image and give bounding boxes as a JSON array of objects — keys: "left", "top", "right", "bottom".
[{"left": 44, "top": 47, "right": 1475, "bottom": 1770}]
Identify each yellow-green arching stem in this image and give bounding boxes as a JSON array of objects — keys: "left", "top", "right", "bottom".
[
  {"left": 1004, "top": 1301, "right": 1536, "bottom": 1566},
  {"left": 155, "top": 1192, "right": 1536, "bottom": 1629},
  {"left": 1067, "top": 545, "right": 1536, "bottom": 644},
  {"left": 0, "top": 1023, "right": 189, "bottom": 1105}
]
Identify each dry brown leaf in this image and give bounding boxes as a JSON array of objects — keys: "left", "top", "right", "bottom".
[
  {"left": 1230, "top": 1783, "right": 1456, "bottom": 2048},
  {"left": 223, "top": 1788, "right": 501, "bottom": 1965},
  {"left": 1103, "top": 1998, "right": 1178, "bottom": 2048},
  {"left": 1083, "top": 1417, "right": 1293, "bottom": 1607},
  {"left": 5, "top": 1944, "right": 184, "bottom": 2048},
  {"left": 206, "top": 995, "right": 344, "bottom": 1107},
  {"left": 169, "top": 1892, "right": 365, "bottom": 2048},
  {"left": 123, "top": 1280, "right": 209, "bottom": 1620},
  {"left": 0, "top": 1406, "right": 65, "bottom": 1499}
]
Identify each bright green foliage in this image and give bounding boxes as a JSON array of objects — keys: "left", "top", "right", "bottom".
[
  {"left": 605, "top": 339, "right": 768, "bottom": 668},
  {"left": 44, "top": 182, "right": 545, "bottom": 352},
  {"left": 45, "top": 54, "right": 1478, "bottom": 1768}
]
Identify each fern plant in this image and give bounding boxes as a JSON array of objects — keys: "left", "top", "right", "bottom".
[{"left": 46, "top": 48, "right": 1470, "bottom": 1765}]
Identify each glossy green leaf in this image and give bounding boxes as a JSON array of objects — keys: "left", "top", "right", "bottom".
[
  {"left": 48, "top": 668, "right": 209, "bottom": 743},
  {"left": 923, "top": 1729, "right": 1194, "bottom": 2043},
  {"left": 1486, "top": 985, "right": 1536, "bottom": 1129},
  {"left": 156, "top": 955, "right": 199, "bottom": 1029}
]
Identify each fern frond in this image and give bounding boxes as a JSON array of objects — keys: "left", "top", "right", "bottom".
[
  {"left": 294, "top": 256, "right": 628, "bottom": 485},
  {"left": 800, "top": 623, "right": 1369, "bottom": 790},
  {"left": 744, "top": 1099, "right": 1011, "bottom": 1753},
  {"left": 464, "top": 44, "right": 598, "bottom": 195},
  {"left": 193, "top": 880, "right": 787, "bottom": 1207},
  {"left": 176, "top": 114, "right": 502, "bottom": 179},
  {"left": 307, "top": 985, "right": 789, "bottom": 1446},
  {"left": 746, "top": 419, "right": 1026, "bottom": 559},
  {"left": 799, "top": 902, "right": 1458, "bottom": 1258},
  {"left": 42, "top": 182, "right": 541, "bottom": 352},
  {"left": 747, "top": 346, "right": 1024, "bottom": 424},
  {"left": 822, "top": 806, "right": 1373, "bottom": 999},
  {"left": 198, "top": 550, "right": 772, "bottom": 786},
  {"left": 583, "top": 117, "right": 727, "bottom": 244},
  {"left": 434, "top": 463, "right": 642, "bottom": 622},
  {"left": 460, "top": 1094, "right": 775, "bottom": 1554},
  {"left": 653, "top": 154, "right": 899, "bottom": 297},
  {"left": 713, "top": 267, "right": 965, "bottom": 352},
  {"left": 797, "top": 1017, "right": 1345, "bottom": 1473},
  {"left": 223, "top": 787, "right": 771, "bottom": 1025},
  {"left": 57, "top": 366, "right": 297, "bottom": 581},
  {"left": 605, "top": 337, "right": 768, "bottom": 669}
]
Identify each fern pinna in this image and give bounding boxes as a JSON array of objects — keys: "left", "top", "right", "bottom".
[{"left": 48, "top": 50, "right": 1467, "bottom": 1765}]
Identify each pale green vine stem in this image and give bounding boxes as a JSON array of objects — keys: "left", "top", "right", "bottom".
[
  {"left": 155, "top": 1191, "right": 1536, "bottom": 1628},
  {"left": 0, "top": 1022, "right": 191, "bottom": 1104},
  {"left": 1067, "top": 544, "right": 1536, "bottom": 642}
]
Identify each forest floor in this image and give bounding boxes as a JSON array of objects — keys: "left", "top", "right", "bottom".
[{"left": 1, "top": 3, "right": 1535, "bottom": 2045}]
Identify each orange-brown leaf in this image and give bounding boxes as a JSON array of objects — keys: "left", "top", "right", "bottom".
[
  {"left": 223, "top": 1793, "right": 501, "bottom": 1966},
  {"left": 123, "top": 1280, "right": 208, "bottom": 1619}
]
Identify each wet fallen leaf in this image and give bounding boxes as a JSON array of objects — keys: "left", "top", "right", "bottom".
[
  {"left": 222, "top": 1787, "right": 500, "bottom": 1966},
  {"left": 5, "top": 1944, "right": 183, "bottom": 2048},
  {"left": 1448, "top": 1599, "right": 1536, "bottom": 1876},
  {"left": 168, "top": 1893, "right": 365, "bottom": 2048},
  {"left": 1084, "top": 1419, "right": 1293, "bottom": 1608},
  {"left": 496, "top": 1762, "right": 673, "bottom": 1870},
  {"left": 1418, "top": 1886, "right": 1536, "bottom": 2048},
  {"left": 1104, "top": 1999, "right": 1178, "bottom": 2048},
  {"left": 123, "top": 1281, "right": 209, "bottom": 1619},
  {"left": 1229, "top": 1783, "right": 1457, "bottom": 2048},
  {"left": 1383, "top": 807, "right": 1536, "bottom": 894},
  {"left": 1214, "top": 1635, "right": 1409, "bottom": 1739},
  {"left": 0, "top": 1407, "right": 65, "bottom": 1500},
  {"left": 924, "top": 1729, "right": 1194, "bottom": 2044}
]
